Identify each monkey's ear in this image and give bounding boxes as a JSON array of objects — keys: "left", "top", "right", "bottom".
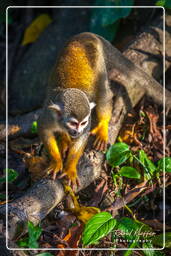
[
  {"left": 90, "top": 102, "right": 96, "bottom": 110},
  {"left": 48, "top": 104, "right": 61, "bottom": 116}
]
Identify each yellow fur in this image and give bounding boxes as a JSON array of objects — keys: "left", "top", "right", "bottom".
[
  {"left": 91, "top": 111, "right": 111, "bottom": 143},
  {"left": 64, "top": 141, "right": 85, "bottom": 183},
  {"left": 57, "top": 42, "right": 95, "bottom": 93},
  {"left": 58, "top": 133, "right": 71, "bottom": 159},
  {"left": 46, "top": 135, "right": 63, "bottom": 177}
]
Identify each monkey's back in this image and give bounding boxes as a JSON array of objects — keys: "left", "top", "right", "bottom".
[{"left": 52, "top": 33, "right": 103, "bottom": 100}]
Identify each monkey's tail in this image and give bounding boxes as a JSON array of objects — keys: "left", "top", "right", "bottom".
[{"left": 98, "top": 34, "right": 170, "bottom": 110}]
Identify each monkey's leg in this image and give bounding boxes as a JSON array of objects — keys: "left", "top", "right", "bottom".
[
  {"left": 91, "top": 80, "right": 113, "bottom": 151},
  {"left": 61, "top": 133, "right": 88, "bottom": 189},
  {"left": 59, "top": 133, "right": 71, "bottom": 159},
  {"left": 91, "top": 110, "right": 112, "bottom": 151},
  {"left": 41, "top": 131, "right": 63, "bottom": 180}
]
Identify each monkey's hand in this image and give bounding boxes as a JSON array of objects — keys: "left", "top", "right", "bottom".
[
  {"left": 59, "top": 134, "right": 87, "bottom": 190},
  {"left": 43, "top": 134, "right": 63, "bottom": 180},
  {"left": 47, "top": 158, "right": 63, "bottom": 180},
  {"left": 91, "top": 120, "right": 109, "bottom": 151}
]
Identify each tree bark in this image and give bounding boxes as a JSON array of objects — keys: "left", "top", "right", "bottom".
[{"left": 0, "top": 151, "right": 103, "bottom": 241}]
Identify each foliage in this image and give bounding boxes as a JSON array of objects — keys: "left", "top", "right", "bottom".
[
  {"left": 90, "top": 0, "right": 133, "bottom": 41},
  {"left": 119, "top": 166, "right": 141, "bottom": 179},
  {"left": 0, "top": 168, "right": 18, "bottom": 184},
  {"left": 82, "top": 213, "right": 162, "bottom": 251},
  {"left": 18, "top": 221, "right": 42, "bottom": 248},
  {"left": 82, "top": 212, "right": 116, "bottom": 246},
  {"left": 142, "top": 242, "right": 165, "bottom": 256},
  {"left": 152, "top": 232, "right": 171, "bottom": 248},
  {"left": 156, "top": 0, "right": 171, "bottom": 8},
  {"left": 0, "top": 168, "right": 19, "bottom": 201},
  {"left": 31, "top": 121, "right": 38, "bottom": 134},
  {"left": 106, "top": 142, "right": 171, "bottom": 182},
  {"left": 157, "top": 157, "right": 171, "bottom": 173},
  {"left": 106, "top": 142, "right": 131, "bottom": 167}
]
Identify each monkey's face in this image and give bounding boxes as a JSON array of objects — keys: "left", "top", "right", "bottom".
[
  {"left": 48, "top": 88, "right": 96, "bottom": 138},
  {"left": 64, "top": 115, "right": 90, "bottom": 138}
]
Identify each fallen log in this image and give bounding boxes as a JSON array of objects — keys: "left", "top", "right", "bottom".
[
  {"left": 0, "top": 109, "right": 42, "bottom": 141},
  {"left": 105, "top": 13, "right": 171, "bottom": 142},
  {"left": 0, "top": 151, "right": 103, "bottom": 241}
]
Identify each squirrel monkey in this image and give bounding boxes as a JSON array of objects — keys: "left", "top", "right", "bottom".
[{"left": 38, "top": 32, "right": 114, "bottom": 186}]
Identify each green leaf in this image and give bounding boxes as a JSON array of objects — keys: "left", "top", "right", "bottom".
[
  {"left": 90, "top": 0, "right": 133, "bottom": 41},
  {"left": 115, "top": 217, "right": 151, "bottom": 241},
  {"left": 82, "top": 212, "right": 117, "bottom": 246},
  {"left": 0, "top": 169, "right": 19, "bottom": 184},
  {"left": 27, "top": 221, "right": 42, "bottom": 248},
  {"left": 157, "top": 157, "right": 171, "bottom": 173},
  {"left": 156, "top": 0, "right": 165, "bottom": 6},
  {"left": 116, "top": 217, "right": 140, "bottom": 240},
  {"left": 31, "top": 121, "right": 38, "bottom": 134},
  {"left": 7, "top": 168, "right": 19, "bottom": 182},
  {"left": 17, "top": 237, "right": 29, "bottom": 248},
  {"left": 123, "top": 241, "right": 139, "bottom": 256},
  {"left": 142, "top": 242, "right": 165, "bottom": 255},
  {"left": 17, "top": 221, "right": 42, "bottom": 248},
  {"left": 119, "top": 166, "right": 141, "bottom": 179},
  {"left": 36, "top": 254, "right": 54, "bottom": 256},
  {"left": 106, "top": 143, "right": 130, "bottom": 167},
  {"left": 142, "top": 242, "right": 155, "bottom": 256},
  {"left": 152, "top": 232, "right": 171, "bottom": 248},
  {"left": 156, "top": 0, "right": 171, "bottom": 8},
  {"left": 139, "top": 150, "right": 156, "bottom": 175}
]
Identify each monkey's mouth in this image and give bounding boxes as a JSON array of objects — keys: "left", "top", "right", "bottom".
[
  {"left": 68, "top": 130, "right": 82, "bottom": 139},
  {"left": 70, "top": 133, "right": 80, "bottom": 139}
]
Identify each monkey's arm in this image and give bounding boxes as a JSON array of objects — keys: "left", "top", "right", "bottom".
[
  {"left": 39, "top": 130, "right": 63, "bottom": 179},
  {"left": 91, "top": 77, "right": 113, "bottom": 151},
  {"left": 63, "top": 133, "right": 89, "bottom": 187}
]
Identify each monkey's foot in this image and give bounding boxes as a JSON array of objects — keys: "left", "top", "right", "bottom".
[
  {"left": 91, "top": 121, "right": 108, "bottom": 151},
  {"left": 47, "top": 160, "right": 63, "bottom": 180},
  {"left": 64, "top": 185, "right": 100, "bottom": 223}
]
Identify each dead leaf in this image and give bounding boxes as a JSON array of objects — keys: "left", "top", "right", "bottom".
[
  {"left": 25, "top": 153, "right": 49, "bottom": 181},
  {"left": 56, "top": 224, "right": 83, "bottom": 255},
  {"left": 22, "top": 14, "right": 52, "bottom": 45},
  {"left": 88, "top": 179, "right": 108, "bottom": 207},
  {"left": 9, "top": 137, "right": 39, "bottom": 155}
]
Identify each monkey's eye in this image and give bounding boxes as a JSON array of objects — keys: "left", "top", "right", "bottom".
[
  {"left": 70, "top": 121, "right": 78, "bottom": 127},
  {"left": 81, "top": 121, "right": 87, "bottom": 126}
]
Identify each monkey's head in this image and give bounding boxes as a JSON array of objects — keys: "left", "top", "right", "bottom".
[{"left": 48, "top": 88, "right": 95, "bottom": 138}]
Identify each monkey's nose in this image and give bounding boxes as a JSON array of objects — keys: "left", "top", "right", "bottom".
[
  {"left": 71, "top": 130, "right": 78, "bottom": 137},
  {"left": 72, "top": 130, "right": 77, "bottom": 136}
]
